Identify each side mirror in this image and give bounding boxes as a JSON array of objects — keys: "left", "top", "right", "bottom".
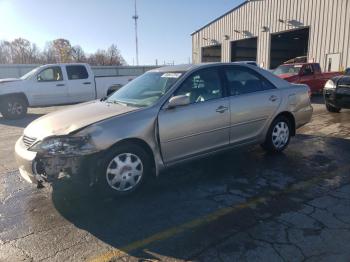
[{"left": 167, "top": 95, "right": 190, "bottom": 109}]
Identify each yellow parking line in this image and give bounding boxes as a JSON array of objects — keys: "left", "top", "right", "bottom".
[{"left": 90, "top": 165, "right": 350, "bottom": 262}]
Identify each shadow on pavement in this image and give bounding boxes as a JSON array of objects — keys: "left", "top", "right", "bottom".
[
  {"left": 311, "top": 94, "right": 324, "bottom": 105},
  {"left": 0, "top": 113, "right": 44, "bottom": 128},
  {"left": 48, "top": 134, "right": 350, "bottom": 260}
]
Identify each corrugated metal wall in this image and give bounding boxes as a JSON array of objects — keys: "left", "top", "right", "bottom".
[
  {"left": 0, "top": 64, "right": 159, "bottom": 78},
  {"left": 192, "top": 0, "right": 350, "bottom": 70}
]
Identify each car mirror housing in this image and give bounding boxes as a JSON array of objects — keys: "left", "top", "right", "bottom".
[{"left": 167, "top": 95, "right": 190, "bottom": 109}]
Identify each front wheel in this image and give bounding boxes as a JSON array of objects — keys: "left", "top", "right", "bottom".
[
  {"left": 97, "top": 144, "right": 151, "bottom": 196},
  {"left": 261, "top": 116, "right": 291, "bottom": 153},
  {"left": 325, "top": 103, "right": 341, "bottom": 113},
  {"left": 0, "top": 96, "right": 28, "bottom": 119}
]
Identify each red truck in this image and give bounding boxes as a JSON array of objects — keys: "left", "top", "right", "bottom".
[{"left": 273, "top": 63, "right": 342, "bottom": 94}]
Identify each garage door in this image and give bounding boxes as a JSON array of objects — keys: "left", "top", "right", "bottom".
[
  {"left": 270, "top": 28, "right": 310, "bottom": 69},
  {"left": 230, "top": 38, "right": 257, "bottom": 62},
  {"left": 202, "top": 45, "right": 222, "bottom": 62}
]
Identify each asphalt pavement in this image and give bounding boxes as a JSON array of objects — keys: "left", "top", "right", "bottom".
[{"left": 0, "top": 97, "right": 350, "bottom": 262}]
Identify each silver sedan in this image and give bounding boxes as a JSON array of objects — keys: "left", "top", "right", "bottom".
[{"left": 15, "top": 63, "right": 313, "bottom": 195}]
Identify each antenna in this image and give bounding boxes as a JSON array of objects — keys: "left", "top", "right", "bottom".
[{"left": 132, "top": 0, "right": 139, "bottom": 65}]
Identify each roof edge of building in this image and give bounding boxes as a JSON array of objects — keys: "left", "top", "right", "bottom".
[{"left": 191, "top": 1, "right": 248, "bottom": 36}]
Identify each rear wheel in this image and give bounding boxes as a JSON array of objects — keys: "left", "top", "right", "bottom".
[
  {"left": 0, "top": 96, "right": 28, "bottom": 119},
  {"left": 262, "top": 116, "right": 291, "bottom": 153},
  {"left": 97, "top": 144, "right": 151, "bottom": 196},
  {"left": 326, "top": 103, "right": 341, "bottom": 113}
]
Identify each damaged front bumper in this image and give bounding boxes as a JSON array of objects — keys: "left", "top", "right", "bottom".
[{"left": 15, "top": 136, "right": 93, "bottom": 185}]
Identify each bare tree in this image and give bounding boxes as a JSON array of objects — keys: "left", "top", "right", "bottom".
[
  {"left": 0, "top": 38, "right": 127, "bottom": 65},
  {"left": 28, "top": 43, "right": 41, "bottom": 64},
  {"left": 71, "top": 45, "right": 86, "bottom": 62},
  {"left": 42, "top": 42, "right": 57, "bottom": 64},
  {"left": 10, "top": 38, "right": 40, "bottom": 64},
  {"left": 88, "top": 44, "right": 126, "bottom": 66},
  {"left": 0, "top": 41, "right": 12, "bottom": 64},
  {"left": 88, "top": 49, "right": 108, "bottom": 65},
  {"left": 106, "top": 44, "right": 125, "bottom": 66}
]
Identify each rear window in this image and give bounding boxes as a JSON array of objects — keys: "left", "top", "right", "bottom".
[
  {"left": 66, "top": 65, "right": 89, "bottom": 80},
  {"left": 273, "top": 64, "right": 302, "bottom": 75},
  {"left": 313, "top": 64, "right": 321, "bottom": 73}
]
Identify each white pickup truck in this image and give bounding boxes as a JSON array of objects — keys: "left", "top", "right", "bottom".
[{"left": 0, "top": 63, "right": 135, "bottom": 119}]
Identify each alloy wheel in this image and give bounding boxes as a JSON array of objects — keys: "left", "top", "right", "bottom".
[{"left": 8, "top": 101, "right": 23, "bottom": 116}]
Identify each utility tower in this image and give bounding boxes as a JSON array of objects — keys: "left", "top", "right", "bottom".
[{"left": 132, "top": 0, "right": 139, "bottom": 65}]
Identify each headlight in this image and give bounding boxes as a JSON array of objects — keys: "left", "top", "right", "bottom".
[
  {"left": 324, "top": 80, "right": 336, "bottom": 89},
  {"left": 29, "top": 135, "right": 96, "bottom": 156}
]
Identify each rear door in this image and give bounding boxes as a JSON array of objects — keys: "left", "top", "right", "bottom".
[
  {"left": 65, "top": 65, "right": 95, "bottom": 103},
  {"left": 31, "top": 66, "right": 68, "bottom": 106},
  {"left": 158, "top": 67, "right": 230, "bottom": 164},
  {"left": 224, "top": 66, "right": 281, "bottom": 144}
]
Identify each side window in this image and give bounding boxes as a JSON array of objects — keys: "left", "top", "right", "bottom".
[
  {"left": 37, "top": 67, "right": 63, "bottom": 82},
  {"left": 225, "top": 67, "right": 275, "bottom": 96},
  {"left": 302, "top": 65, "right": 314, "bottom": 75},
  {"left": 66, "top": 65, "right": 89, "bottom": 80},
  {"left": 175, "top": 68, "right": 223, "bottom": 104},
  {"left": 314, "top": 64, "right": 321, "bottom": 73}
]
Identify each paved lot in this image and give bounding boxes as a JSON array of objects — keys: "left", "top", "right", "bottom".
[{"left": 0, "top": 97, "right": 350, "bottom": 261}]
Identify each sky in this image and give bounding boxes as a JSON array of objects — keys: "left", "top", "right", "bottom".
[{"left": 0, "top": 0, "right": 244, "bottom": 65}]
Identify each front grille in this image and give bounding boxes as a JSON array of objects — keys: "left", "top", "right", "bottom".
[
  {"left": 23, "top": 135, "right": 36, "bottom": 148},
  {"left": 338, "top": 84, "right": 350, "bottom": 88},
  {"left": 337, "top": 87, "right": 350, "bottom": 95}
]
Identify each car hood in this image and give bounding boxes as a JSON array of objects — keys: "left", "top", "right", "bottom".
[
  {"left": 24, "top": 100, "right": 139, "bottom": 140},
  {"left": 337, "top": 75, "right": 350, "bottom": 86},
  {"left": 0, "top": 78, "right": 21, "bottom": 84}
]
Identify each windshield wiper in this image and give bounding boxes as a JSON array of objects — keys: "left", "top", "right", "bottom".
[{"left": 105, "top": 100, "right": 129, "bottom": 106}]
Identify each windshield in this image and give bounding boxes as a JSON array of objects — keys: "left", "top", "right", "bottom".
[
  {"left": 20, "top": 67, "right": 40, "bottom": 80},
  {"left": 273, "top": 64, "right": 302, "bottom": 75},
  {"left": 107, "top": 71, "right": 183, "bottom": 107}
]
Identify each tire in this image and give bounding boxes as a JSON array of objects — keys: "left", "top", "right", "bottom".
[
  {"left": 97, "top": 144, "right": 152, "bottom": 197},
  {"left": 0, "top": 96, "right": 28, "bottom": 119},
  {"left": 261, "top": 116, "right": 291, "bottom": 153},
  {"left": 326, "top": 103, "right": 341, "bottom": 113}
]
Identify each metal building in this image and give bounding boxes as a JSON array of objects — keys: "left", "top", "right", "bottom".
[{"left": 192, "top": 0, "right": 350, "bottom": 71}]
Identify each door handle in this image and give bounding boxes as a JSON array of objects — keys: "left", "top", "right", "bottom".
[
  {"left": 269, "top": 95, "right": 278, "bottom": 102},
  {"left": 216, "top": 105, "right": 228, "bottom": 113},
  {"left": 83, "top": 82, "right": 91, "bottom": 85},
  {"left": 56, "top": 83, "right": 65, "bottom": 87}
]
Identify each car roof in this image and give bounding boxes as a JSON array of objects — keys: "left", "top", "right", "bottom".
[
  {"left": 37, "top": 63, "right": 89, "bottom": 68},
  {"left": 151, "top": 63, "right": 289, "bottom": 89},
  {"left": 150, "top": 62, "right": 260, "bottom": 73},
  {"left": 233, "top": 61, "right": 257, "bottom": 64},
  {"left": 150, "top": 64, "right": 197, "bottom": 73},
  {"left": 282, "top": 63, "right": 317, "bottom": 66}
]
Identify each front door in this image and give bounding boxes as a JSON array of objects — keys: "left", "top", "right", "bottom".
[
  {"left": 298, "top": 64, "right": 318, "bottom": 90},
  {"left": 158, "top": 67, "right": 230, "bottom": 164},
  {"left": 326, "top": 53, "right": 341, "bottom": 72},
  {"left": 224, "top": 66, "right": 281, "bottom": 144},
  {"left": 31, "top": 66, "right": 68, "bottom": 106}
]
